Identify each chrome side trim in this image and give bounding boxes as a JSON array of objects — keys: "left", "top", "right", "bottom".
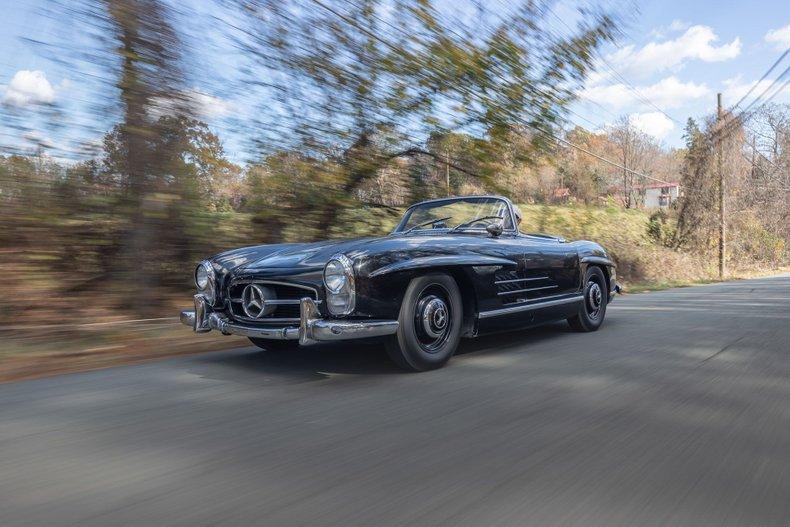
[
  {"left": 494, "top": 276, "right": 548, "bottom": 284},
  {"left": 496, "top": 285, "right": 558, "bottom": 296},
  {"left": 478, "top": 294, "right": 583, "bottom": 319}
]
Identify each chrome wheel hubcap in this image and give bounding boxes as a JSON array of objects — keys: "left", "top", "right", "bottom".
[
  {"left": 420, "top": 297, "right": 449, "bottom": 339},
  {"left": 586, "top": 281, "right": 602, "bottom": 318},
  {"left": 415, "top": 288, "right": 452, "bottom": 352}
]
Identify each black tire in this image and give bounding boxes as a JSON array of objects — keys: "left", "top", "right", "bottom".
[
  {"left": 248, "top": 338, "right": 300, "bottom": 352},
  {"left": 385, "top": 273, "right": 463, "bottom": 372},
  {"left": 567, "top": 266, "right": 608, "bottom": 332}
]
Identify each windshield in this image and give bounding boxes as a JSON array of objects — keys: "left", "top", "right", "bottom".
[{"left": 395, "top": 197, "right": 514, "bottom": 233}]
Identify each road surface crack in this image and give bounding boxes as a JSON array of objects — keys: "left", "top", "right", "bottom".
[{"left": 699, "top": 335, "right": 746, "bottom": 364}]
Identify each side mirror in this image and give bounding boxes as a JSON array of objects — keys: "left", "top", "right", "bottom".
[{"left": 486, "top": 222, "right": 503, "bottom": 237}]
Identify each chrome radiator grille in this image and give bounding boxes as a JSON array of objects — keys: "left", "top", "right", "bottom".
[{"left": 227, "top": 280, "right": 318, "bottom": 323}]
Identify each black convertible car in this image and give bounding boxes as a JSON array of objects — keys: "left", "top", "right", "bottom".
[{"left": 181, "top": 195, "right": 618, "bottom": 371}]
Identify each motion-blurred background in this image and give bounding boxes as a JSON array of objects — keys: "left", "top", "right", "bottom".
[{"left": 0, "top": 0, "right": 787, "bottom": 379}]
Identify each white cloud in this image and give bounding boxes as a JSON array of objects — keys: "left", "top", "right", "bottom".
[
  {"left": 605, "top": 25, "right": 741, "bottom": 78},
  {"left": 722, "top": 76, "right": 790, "bottom": 106},
  {"left": 582, "top": 76, "right": 710, "bottom": 111},
  {"left": 187, "top": 90, "right": 234, "bottom": 119},
  {"left": 628, "top": 112, "right": 675, "bottom": 140},
  {"left": 648, "top": 20, "right": 689, "bottom": 39},
  {"left": 2, "top": 70, "right": 56, "bottom": 107},
  {"left": 668, "top": 19, "right": 691, "bottom": 32},
  {"left": 765, "top": 25, "right": 790, "bottom": 51},
  {"left": 150, "top": 89, "right": 234, "bottom": 121}
]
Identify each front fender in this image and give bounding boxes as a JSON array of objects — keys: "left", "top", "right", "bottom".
[
  {"left": 580, "top": 255, "right": 615, "bottom": 268},
  {"left": 574, "top": 242, "right": 617, "bottom": 301},
  {"left": 367, "top": 255, "right": 516, "bottom": 278}
]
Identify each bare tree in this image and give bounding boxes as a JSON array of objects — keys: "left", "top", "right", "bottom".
[{"left": 607, "top": 116, "right": 662, "bottom": 208}]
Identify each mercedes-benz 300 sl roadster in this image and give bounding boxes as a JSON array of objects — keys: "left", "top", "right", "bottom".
[{"left": 180, "top": 195, "right": 618, "bottom": 371}]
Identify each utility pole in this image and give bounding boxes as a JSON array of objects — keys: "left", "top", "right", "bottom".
[{"left": 717, "top": 93, "right": 726, "bottom": 280}]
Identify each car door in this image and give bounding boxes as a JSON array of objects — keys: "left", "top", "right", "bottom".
[{"left": 491, "top": 232, "right": 580, "bottom": 304}]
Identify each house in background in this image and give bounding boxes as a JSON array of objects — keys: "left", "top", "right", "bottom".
[
  {"left": 605, "top": 181, "right": 682, "bottom": 208},
  {"left": 642, "top": 182, "right": 681, "bottom": 208}
]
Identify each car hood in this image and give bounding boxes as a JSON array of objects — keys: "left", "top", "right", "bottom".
[
  {"left": 214, "top": 237, "right": 380, "bottom": 273},
  {"left": 212, "top": 230, "right": 544, "bottom": 277}
]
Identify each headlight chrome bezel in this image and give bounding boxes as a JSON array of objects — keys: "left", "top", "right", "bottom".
[
  {"left": 323, "top": 254, "right": 355, "bottom": 316},
  {"left": 194, "top": 260, "right": 216, "bottom": 306}
]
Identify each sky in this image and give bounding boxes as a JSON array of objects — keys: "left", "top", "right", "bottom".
[
  {"left": 566, "top": 0, "right": 790, "bottom": 145},
  {"left": 0, "top": 0, "right": 789, "bottom": 163}
]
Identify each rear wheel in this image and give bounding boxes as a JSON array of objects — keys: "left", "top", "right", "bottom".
[
  {"left": 248, "top": 338, "right": 300, "bottom": 352},
  {"left": 567, "top": 266, "right": 607, "bottom": 332},
  {"left": 385, "top": 273, "right": 463, "bottom": 371}
]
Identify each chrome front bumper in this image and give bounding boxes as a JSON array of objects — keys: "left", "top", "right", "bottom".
[{"left": 179, "top": 295, "right": 398, "bottom": 345}]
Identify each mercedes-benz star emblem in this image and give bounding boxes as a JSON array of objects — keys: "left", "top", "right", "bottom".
[
  {"left": 242, "top": 284, "right": 268, "bottom": 318},
  {"left": 433, "top": 307, "right": 447, "bottom": 329}
]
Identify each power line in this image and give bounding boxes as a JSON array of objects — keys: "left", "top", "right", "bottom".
[
  {"left": 735, "top": 64, "right": 790, "bottom": 117},
  {"left": 543, "top": 4, "right": 682, "bottom": 126},
  {"left": 744, "top": 148, "right": 782, "bottom": 173},
  {"left": 596, "top": 55, "right": 682, "bottom": 125},
  {"left": 317, "top": 0, "right": 670, "bottom": 184},
  {"left": 746, "top": 124, "right": 785, "bottom": 144},
  {"left": 715, "top": 65, "right": 790, "bottom": 141},
  {"left": 575, "top": 93, "right": 621, "bottom": 122},
  {"left": 731, "top": 47, "right": 789, "bottom": 111},
  {"left": 551, "top": 133, "right": 672, "bottom": 184}
]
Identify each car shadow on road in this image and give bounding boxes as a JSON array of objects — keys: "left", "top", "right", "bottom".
[
  {"left": 190, "top": 340, "right": 397, "bottom": 384},
  {"left": 191, "top": 320, "right": 578, "bottom": 383},
  {"left": 455, "top": 321, "right": 574, "bottom": 358}
]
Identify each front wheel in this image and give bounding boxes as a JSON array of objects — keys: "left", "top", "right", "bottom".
[
  {"left": 567, "top": 266, "right": 608, "bottom": 332},
  {"left": 385, "top": 273, "right": 463, "bottom": 372}
]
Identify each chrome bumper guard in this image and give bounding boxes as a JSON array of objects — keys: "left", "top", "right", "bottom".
[{"left": 179, "top": 295, "right": 398, "bottom": 345}]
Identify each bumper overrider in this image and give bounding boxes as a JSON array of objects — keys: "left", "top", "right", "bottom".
[{"left": 180, "top": 294, "right": 399, "bottom": 346}]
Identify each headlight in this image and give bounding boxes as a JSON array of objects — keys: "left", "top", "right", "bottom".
[
  {"left": 195, "top": 261, "right": 216, "bottom": 305},
  {"left": 195, "top": 263, "right": 210, "bottom": 289},
  {"left": 323, "top": 255, "right": 355, "bottom": 315},
  {"left": 324, "top": 259, "right": 347, "bottom": 293}
]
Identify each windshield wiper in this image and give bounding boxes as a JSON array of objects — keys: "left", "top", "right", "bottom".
[
  {"left": 449, "top": 215, "right": 503, "bottom": 233},
  {"left": 402, "top": 216, "right": 452, "bottom": 234}
]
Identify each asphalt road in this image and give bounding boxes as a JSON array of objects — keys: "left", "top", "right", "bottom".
[{"left": 1, "top": 276, "right": 789, "bottom": 526}]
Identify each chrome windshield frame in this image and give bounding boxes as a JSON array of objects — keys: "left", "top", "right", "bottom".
[{"left": 392, "top": 195, "right": 518, "bottom": 234}]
